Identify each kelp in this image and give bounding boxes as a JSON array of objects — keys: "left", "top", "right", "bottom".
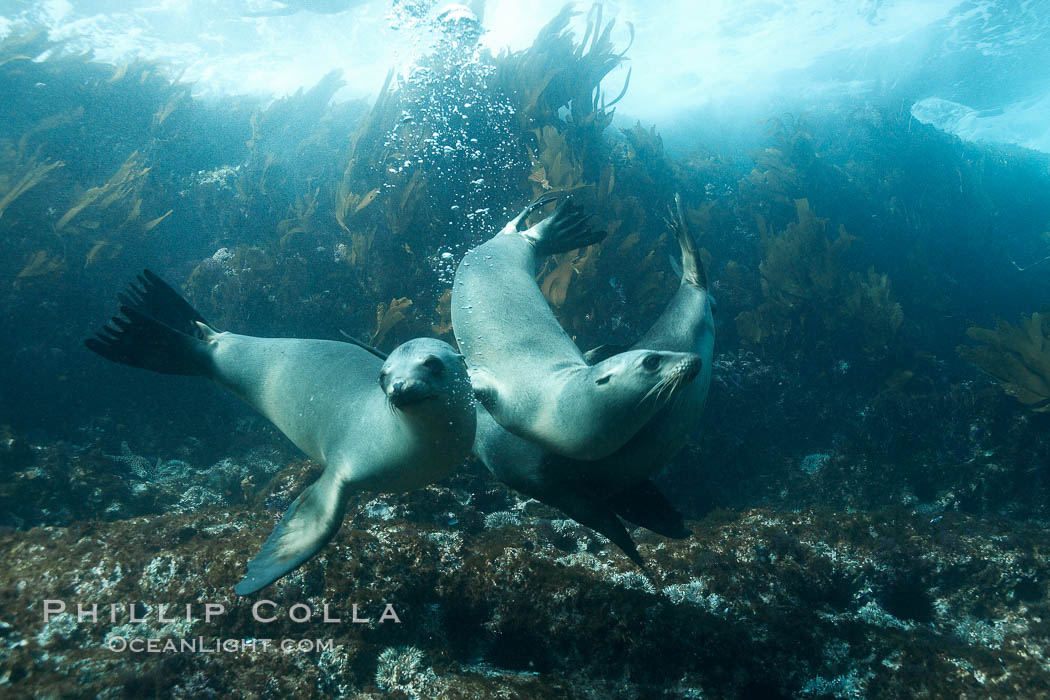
[
  {"left": 757, "top": 199, "right": 854, "bottom": 309},
  {"left": 372, "top": 297, "right": 414, "bottom": 347},
  {"left": 431, "top": 290, "right": 453, "bottom": 336},
  {"left": 17, "top": 250, "right": 65, "bottom": 279},
  {"left": 958, "top": 313, "right": 1050, "bottom": 412},
  {"left": 277, "top": 188, "right": 321, "bottom": 248},
  {"left": 528, "top": 125, "right": 586, "bottom": 196},
  {"left": 336, "top": 70, "right": 398, "bottom": 225},
  {"left": 55, "top": 151, "right": 152, "bottom": 231},
  {"left": 736, "top": 199, "right": 903, "bottom": 359},
  {"left": 0, "top": 142, "right": 64, "bottom": 220},
  {"left": 494, "top": 3, "right": 630, "bottom": 133},
  {"left": 845, "top": 268, "right": 904, "bottom": 359},
  {"left": 152, "top": 90, "right": 187, "bottom": 128},
  {"left": 84, "top": 240, "right": 123, "bottom": 267},
  {"left": 539, "top": 244, "right": 601, "bottom": 308}
]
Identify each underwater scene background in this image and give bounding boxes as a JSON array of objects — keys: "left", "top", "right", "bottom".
[{"left": 2, "top": 0, "right": 1050, "bottom": 697}]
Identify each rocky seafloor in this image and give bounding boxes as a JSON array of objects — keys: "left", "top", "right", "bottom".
[{"left": 1, "top": 452, "right": 1048, "bottom": 698}]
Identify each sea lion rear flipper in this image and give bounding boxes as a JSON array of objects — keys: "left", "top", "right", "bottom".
[
  {"left": 523, "top": 199, "right": 607, "bottom": 256},
  {"left": 582, "top": 343, "right": 631, "bottom": 365},
  {"left": 605, "top": 480, "right": 691, "bottom": 539},
  {"left": 85, "top": 269, "right": 215, "bottom": 376},
  {"left": 235, "top": 467, "right": 350, "bottom": 595},
  {"left": 664, "top": 193, "right": 707, "bottom": 290},
  {"left": 545, "top": 487, "right": 648, "bottom": 573}
]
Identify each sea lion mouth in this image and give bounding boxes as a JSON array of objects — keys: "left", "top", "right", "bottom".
[{"left": 387, "top": 380, "right": 436, "bottom": 409}]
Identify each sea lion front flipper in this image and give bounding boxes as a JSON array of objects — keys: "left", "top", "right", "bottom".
[
  {"left": 544, "top": 486, "right": 648, "bottom": 573},
  {"left": 522, "top": 198, "right": 607, "bottom": 256},
  {"left": 468, "top": 368, "right": 500, "bottom": 412},
  {"left": 235, "top": 467, "right": 350, "bottom": 595},
  {"left": 604, "top": 480, "right": 691, "bottom": 539}
]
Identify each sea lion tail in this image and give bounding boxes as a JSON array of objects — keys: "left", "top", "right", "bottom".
[
  {"left": 666, "top": 193, "right": 708, "bottom": 290},
  {"left": 85, "top": 269, "right": 215, "bottom": 376},
  {"left": 235, "top": 467, "right": 350, "bottom": 595},
  {"left": 524, "top": 198, "right": 607, "bottom": 256}
]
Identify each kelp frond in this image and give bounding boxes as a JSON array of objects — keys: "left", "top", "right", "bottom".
[
  {"left": 495, "top": 3, "right": 631, "bottom": 130},
  {"left": 845, "top": 267, "right": 904, "bottom": 359},
  {"left": 538, "top": 243, "right": 601, "bottom": 308},
  {"left": 55, "top": 151, "right": 150, "bottom": 231},
  {"left": 736, "top": 198, "right": 903, "bottom": 358},
  {"left": 372, "top": 297, "right": 413, "bottom": 347},
  {"left": 758, "top": 199, "right": 853, "bottom": 307},
  {"left": 528, "top": 125, "right": 585, "bottom": 196},
  {"left": 0, "top": 143, "right": 64, "bottom": 220},
  {"left": 17, "top": 249, "right": 66, "bottom": 279},
  {"left": 958, "top": 313, "right": 1050, "bottom": 412},
  {"left": 431, "top": 289, "right": 453, "bottom": 336}
]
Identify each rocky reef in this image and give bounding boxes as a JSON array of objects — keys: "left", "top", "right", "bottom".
[
  {"left": 1, "top": 458, "right": 1048, "bottom": 698},
  {"left": 3, "top": 4, "right": 1050, "bottom": 697}
]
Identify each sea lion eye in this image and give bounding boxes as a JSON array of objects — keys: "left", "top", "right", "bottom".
[
  {"left": 642, "top": 354, "right": 661, "bottom": 371},
  {"left": 423, "top": 355, "right": 444, "bottom": 375}
]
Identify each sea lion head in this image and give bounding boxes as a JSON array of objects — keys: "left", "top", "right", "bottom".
[
  {"left": 580, "top": 348, "right": 702, "bottom": 439},
  {"left": 540, "top": 349, "right": 703, "bottom": 460},
  {"left": 379, "top": 338, "right": 471, "bottom": 410},
  {"left": 591, "top": 349, "right": 702, "bottom": 408}
]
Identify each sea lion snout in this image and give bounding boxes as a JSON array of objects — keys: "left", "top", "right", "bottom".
[
  {"left": 379, "top": 338, "right": 470, "bottom": 409},
  {"left": 675, "top": 354, "right": 703, "bottom": 382},
  {"left": 386, "top": 377, "right": 434, "bottom": 407}
]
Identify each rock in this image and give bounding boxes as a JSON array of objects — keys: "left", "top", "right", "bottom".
[{"left": 1, "top": 502, "right": 1047, "bottom": 697}]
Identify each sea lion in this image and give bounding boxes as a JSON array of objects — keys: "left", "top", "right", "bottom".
[
  {"left": 452, "top": 195, "right": 704, "bottom": 461},
  {"left": 472, "top": 194, "right": 715, "bottom": 568},
  {"left": 85, "top": 270, "right": 476, "bottom": 594}
]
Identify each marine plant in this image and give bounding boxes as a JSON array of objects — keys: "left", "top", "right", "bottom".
[
  {"left": 538, "top": 243, "right": 601, "bottom": 308},
  {"left": 736, "top": 199, "right": 903, "bottom": 361},
  {"left": 0, "top": 141, "right": 63, "bottom": 221},
  {"left": 54, "top": 150, "right": 160, "bottom": 233},
  {"left": 372, "top": 297, "right": 414, "bottom": 347},
  {"left": 16, "top": 249, "right": 66, "bottom": 280},
  {"left": 958, "top": 312, "right": 1050, "bottom": 412},
  {"left": 431, "top": 289, "right": 453, "bottom": 336},
  {"left": 494, "top": 3, "right": 631, "bottom": 135}
]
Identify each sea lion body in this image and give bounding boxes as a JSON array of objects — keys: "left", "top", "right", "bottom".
[
  {"left": 208, "top": 333, "right": 474, "bottom": 492},
  {"left": 86, "top": 271, "right": 475, "bottom": 594},
  {"left": 471, "top": 195, "right": 715, "bottom": 566},
  {"left": 452, "top": 199, "right": 703, "bottom": 461}
]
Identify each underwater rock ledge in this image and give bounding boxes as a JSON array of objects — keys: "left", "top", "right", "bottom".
[{"left": 1, "top": 483, "right": 1047, "bottom": 698}]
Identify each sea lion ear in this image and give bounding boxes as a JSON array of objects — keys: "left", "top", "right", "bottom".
[{"left": 595, "top": 373, "right": 612, "bottom": 385}]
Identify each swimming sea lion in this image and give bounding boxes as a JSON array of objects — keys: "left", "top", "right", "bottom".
[
  {"left": 452, "top": 196, "right": 704, "bottom": 461},
  {"left": 472, "top": 194, "right": 715, "bottom": 567},
  {"left": 85, "top": 270, "right": 476, "bottom": 594}
]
